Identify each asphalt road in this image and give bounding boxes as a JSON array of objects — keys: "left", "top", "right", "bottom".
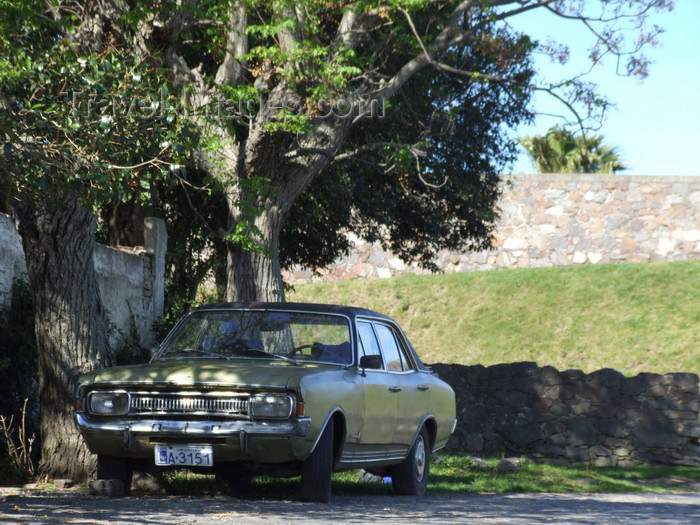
[{"left": 2, "top": 489, "right": 700, "bottom": 524}]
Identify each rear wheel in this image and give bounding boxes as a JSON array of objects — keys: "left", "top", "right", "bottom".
[
  {"left": 300, "top": 418, "right": 334, "bottom": 503},
  {"left": 391, "top": 426, "right": 430, "bottom": 496},
  {"left": 96, "top": 455, "right": 133, "bottom": 497}
]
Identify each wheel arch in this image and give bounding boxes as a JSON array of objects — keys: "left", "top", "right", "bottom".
[
  {"left": 330, "top": 410, "right": 346, "bottom": 468},
  {"left": 417, "top": 415, "right": 438, "bottom": 452},
  {"left": 311, "top": 408, "right": 346, "bottom": 468}
]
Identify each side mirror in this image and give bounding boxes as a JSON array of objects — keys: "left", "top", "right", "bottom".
[
  {"left": 149, "top": 346, "right": 160, "bottom": 360},
  {"left": 360, "top": 354, "right": 383, "bottom": 371}
]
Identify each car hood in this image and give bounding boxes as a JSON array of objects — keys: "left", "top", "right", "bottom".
[{"left": 81, "top": 358, "right": 333, "bottom": 391}]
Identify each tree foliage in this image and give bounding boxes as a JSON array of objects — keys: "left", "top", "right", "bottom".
[
  {"left": 152, "top": 172, "right": 229, "bottom": 327},
  {"left": 282, "top": 24, "right": 534, "bottom": 271},
  {"left": 0, "top": 3, "right": 193, "bottom": 209},
  {"left": 520, "top": 126, "right": 628, "bottom": 174}
]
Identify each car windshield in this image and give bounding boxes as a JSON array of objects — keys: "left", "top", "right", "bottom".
[{"left": 158, "top": 309, "right": 353, "bottom": 366}]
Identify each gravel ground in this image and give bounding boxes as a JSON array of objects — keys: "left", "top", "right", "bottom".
[{"left": 2, "top": 488, "right": 700, "bottom": 524}]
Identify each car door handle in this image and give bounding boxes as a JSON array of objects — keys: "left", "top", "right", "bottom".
[
  {"left": 388, "top": 386, "right": 402, "bottom": 392},
  {"left": 417, "top": 385, "right": 430, "bottom": 391}
]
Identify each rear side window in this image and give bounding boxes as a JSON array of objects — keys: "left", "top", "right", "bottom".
[
  {"left": 374, "top": 323, "right": 407, "bottom": 371},
  {"left": 357, "top": 321, "right": 381, "bottom": 359}
]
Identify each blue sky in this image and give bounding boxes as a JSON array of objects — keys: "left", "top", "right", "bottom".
[{"left": 508, "top": 2, "right": 700, "bottom": 176}]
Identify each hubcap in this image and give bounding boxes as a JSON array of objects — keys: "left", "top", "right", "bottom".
[{"left": 414, "top": 435, "right": 426, "bottom": 481}]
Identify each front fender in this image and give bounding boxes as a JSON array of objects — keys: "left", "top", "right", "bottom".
[{"left": 291, "top": 369, "right": 360, "bottom": 461}]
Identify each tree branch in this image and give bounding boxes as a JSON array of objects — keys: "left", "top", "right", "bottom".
[
  {"left": 215, "top": 2, "right": 248, "bottom": 87},
  {"left": 275, "top": 2, "right": 302, "bottom": 52}
]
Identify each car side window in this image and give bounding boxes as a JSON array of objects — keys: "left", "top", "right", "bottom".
[
  {"left": 357, "top": 321, "right": 382, "bottom": 362},
  {"left": 374, "top": 323, "right": 411, "bottom": 372}
]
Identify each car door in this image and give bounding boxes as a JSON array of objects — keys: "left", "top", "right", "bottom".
[
  {"left": 372, "top": 322, "right": 429, "bottom": 453},
  {"left": 354, "top": 320, "right": 399, "bottom": 460}
]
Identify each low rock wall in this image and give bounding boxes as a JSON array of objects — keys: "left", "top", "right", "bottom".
[{"left": 433, "top": 362, "right": 700, "bottom": 466}]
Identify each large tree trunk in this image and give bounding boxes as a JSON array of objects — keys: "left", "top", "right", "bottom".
[
  {"left": 226, "top": 203, "right": 286, "bottom": 302},
  {"left": 219, "top": 123, "right": 352, "bottom": 302},
  {"left": 12, "top": 195, "right": 112, "bottom": 483}
]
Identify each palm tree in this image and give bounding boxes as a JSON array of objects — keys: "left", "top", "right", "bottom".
[{"left": 520, "top": 126, "right": 628, "bottom": 174}]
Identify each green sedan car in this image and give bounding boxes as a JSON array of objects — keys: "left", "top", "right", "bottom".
[{"left": 74, "top": 302, "right": 456, "bottom": 502}]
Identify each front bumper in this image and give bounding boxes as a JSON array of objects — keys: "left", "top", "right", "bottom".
[{"left": 75, "top": 413, "right": 312, "bottom": 463}]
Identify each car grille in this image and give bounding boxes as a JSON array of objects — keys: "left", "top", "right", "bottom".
[{"left": 128, "top": 392, "right": 250, "bottom": 417}]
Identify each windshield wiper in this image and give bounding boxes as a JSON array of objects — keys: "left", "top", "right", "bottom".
[
  {"left": 165, "top": 349, "right": 232, "bottom": 360},
  {"left": 233, "top": 348, "right": 299, "bottom": 366}
]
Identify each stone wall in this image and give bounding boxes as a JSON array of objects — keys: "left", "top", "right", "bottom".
[
  {"left": 0, "top": 214, "right": 167, "bottom": 348},
  {"left": 284, "top": 174, "right": 700, "bottom": 283},
  {"left": 433, "top": 362, "right": 700, "bottom": 467}
]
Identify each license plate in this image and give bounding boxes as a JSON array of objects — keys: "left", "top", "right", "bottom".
[{"left": 154, "top": 445, "right": 214, "bottom": 467}]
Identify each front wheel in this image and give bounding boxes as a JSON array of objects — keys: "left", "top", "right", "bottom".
[
  {"left": 300, "top": 418, "right": 334, "bottom": 503},
  {"left": 391, "top": 426, "right": 430, "bottom": 496}
]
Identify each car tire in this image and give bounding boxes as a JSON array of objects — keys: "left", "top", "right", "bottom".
[
  {"left": 300, "top": 418, "right": 334, "bottom": 503},
  {"left": 96, "top": 455, "right": 133, "bottom": 497},
  {"left": 391, "top": 426, "right": 430, "bottom": 496}
]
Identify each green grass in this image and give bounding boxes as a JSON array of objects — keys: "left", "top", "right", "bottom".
[
  {"left": 159, "top": 455, "right": 700, "bottom": 497},
  {"left": 288, "top": 260, "right": 700, "bottom": 376},
  {"left": 428, "top": 456, "right": 700, "bottom": 494}
]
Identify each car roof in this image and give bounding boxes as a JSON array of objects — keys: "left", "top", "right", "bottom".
[{"left": 191, "top": 301, "right": 395, "bottom": 322}]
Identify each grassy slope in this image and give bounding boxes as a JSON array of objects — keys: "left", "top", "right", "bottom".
[{"left": 288, "top": 260, "right": 700, "bottom": 376}]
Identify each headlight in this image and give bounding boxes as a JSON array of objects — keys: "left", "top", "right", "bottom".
[
  {"left": 249, "top": 393, "right": 294, "bottom": 419},
  {"left": 88, "top": 391, "right": 130, "bottom": 416}
]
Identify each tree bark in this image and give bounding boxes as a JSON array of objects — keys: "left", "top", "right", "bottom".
[
  {"left": 11, "top": 195, "right": 112, "bottom": 483},
  {"left": 226, "top": 203, "right": 286, "bottom": 303}
]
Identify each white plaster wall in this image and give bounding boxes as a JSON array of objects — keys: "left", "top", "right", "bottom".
[
  {"left": 0, "top": 213, "right": 165, "bottom": 348},
  {"left": 0, "top": 213, "right": 26, "bottom": 306}
]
